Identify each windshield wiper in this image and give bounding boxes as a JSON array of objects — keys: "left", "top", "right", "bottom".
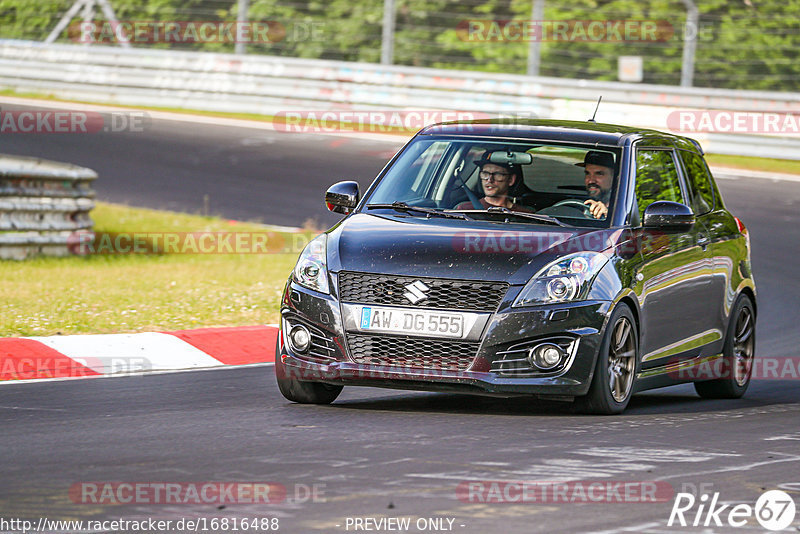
[
  {"left": 453, "top": 206, "right": 568, "bottom": 227},
  {"left": 366, "top": 202, "right": 471, "bottom": 220}
]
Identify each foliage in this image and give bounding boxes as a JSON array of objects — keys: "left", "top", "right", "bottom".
[
  {"left": 2, "top": 0, "right": 799, "bottom": 90},
  {"left": 635, "top": 149, "right": 684, "bottom": 218}
]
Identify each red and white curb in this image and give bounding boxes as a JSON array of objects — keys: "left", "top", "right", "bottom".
[{"left": 0, "top": 325, "right": 278, "bottom": 383}]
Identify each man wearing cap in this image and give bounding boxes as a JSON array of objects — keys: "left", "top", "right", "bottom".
[
  {"left": 456, "top": 153, "right": 532, "bottom": 212},
  {"left": 577, "top": 151, "right": 615, "bottom": 219}
]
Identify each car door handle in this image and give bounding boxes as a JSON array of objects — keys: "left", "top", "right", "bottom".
[{"left": 697, "top": 234, "right": 709, "bottom": 249}]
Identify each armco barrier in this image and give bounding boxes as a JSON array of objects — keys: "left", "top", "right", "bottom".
[
  {"left": 0, "top": 154, "right": 96, "bottom": 260},
  {"left": 1, "top": 41, "right": 799, "bottom": 159}
]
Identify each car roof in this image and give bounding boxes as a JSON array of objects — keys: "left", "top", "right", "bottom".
[{"left": 419, "top": 119, "right": 699, "bottom": 150}]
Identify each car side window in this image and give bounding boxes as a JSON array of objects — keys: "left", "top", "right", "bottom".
[
  {"left": 678, "top": 150, "right": 715, "bottom": 215},
  {"left": 635, "top": 149, "right": 685, "bottom": 219}
]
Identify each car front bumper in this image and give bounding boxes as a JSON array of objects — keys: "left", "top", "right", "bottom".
[{"left": 279, "top": 279, "right": 613, "bottom": 398}]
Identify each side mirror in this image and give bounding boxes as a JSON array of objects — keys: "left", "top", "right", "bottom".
[
  {"left": 643, "top": 201, "right": 695, "bottom": 232},
  {"left": 325, "top": 181, "right": 360, "bottom": 214}
]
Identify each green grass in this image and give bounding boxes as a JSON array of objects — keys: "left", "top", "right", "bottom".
[
  {"left": 93, "top": 202, "right": 261, "bottom": 233},
  {"left": 704, "top": 154, "right": 800, "bottom": 175},
  {"left": 0, "top": 202, "right": 307, "bottom": 336}
]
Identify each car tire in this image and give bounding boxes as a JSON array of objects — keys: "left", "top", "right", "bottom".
[
  {"left": 694, "top": 294, "right": 755, "bottom": 399},
  {"left": 576, "top": 303, "right": 639, "bottom": 415},
  {"left": 275, "top": 339, "right": 343, "bottom": 404}
]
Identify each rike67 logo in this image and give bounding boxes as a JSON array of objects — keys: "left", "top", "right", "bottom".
[{"left": 668, "top": 489, "right": 796, "bottom": 531}]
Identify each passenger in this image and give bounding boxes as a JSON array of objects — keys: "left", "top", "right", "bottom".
[
  {"left": 456, "top": 153, "right": 532, "bottom": 211},
  {"left": 577, "top": 151, "right": 615, "bottom": 219}
]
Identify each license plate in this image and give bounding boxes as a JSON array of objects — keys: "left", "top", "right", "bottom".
[{"left": 359, "top": 307, "right": 465, "bottom": 338}]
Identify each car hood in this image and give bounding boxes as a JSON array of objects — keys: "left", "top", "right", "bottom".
[{"left": 327, "top": 213, "right": 623, "bottom": 285}]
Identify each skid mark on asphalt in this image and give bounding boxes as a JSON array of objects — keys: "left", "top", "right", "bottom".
[
  {"left": 403, "top": 447, "right": 757, "bottom": 490},
  {"left": 586, "top": 520, "right": 777, "bottom": 533},
  {"left": 655, "top": 452, "right": 800, "bottom": 482},
  {"left": 539, "top": 403, "right": 800, "bottom": 434},
  {"left": 765, "top": 432, "right": 800, "bottom": 441},
  {"left": 585, "top": 522, "right": 663, "bottom": 534},
  {"left": 573, "top": 447, "right": 739, "bottom": 463},
  {"left": 406, "top": 459, "right": 658, "bottom": 483},
  {"left": 0, "top": 404, "right": 67, "bottom": 412}
]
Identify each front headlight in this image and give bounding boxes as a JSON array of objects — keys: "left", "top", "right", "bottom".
[
  {"left": 513, "top": 252, "right": 609, "bottom": 307},
  {"left": 293, "top": 234, "right": 329, "bottom": 294}
]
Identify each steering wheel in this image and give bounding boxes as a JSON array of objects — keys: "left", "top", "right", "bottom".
[{"left": 550, "top": 199, "right": 592, "bottom": 216}]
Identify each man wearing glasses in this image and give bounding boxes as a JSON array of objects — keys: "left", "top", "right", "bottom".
[{"left": 456, "top": 153, "right": 532, "bottom": 211}]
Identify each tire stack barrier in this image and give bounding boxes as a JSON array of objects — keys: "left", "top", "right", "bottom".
[{"left": 0, "top": 154, "right": 96, "bottom": 260}]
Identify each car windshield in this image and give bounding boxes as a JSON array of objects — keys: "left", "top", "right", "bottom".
[{"left": 363, "top": 136, "right": 621, "bottom": 227}]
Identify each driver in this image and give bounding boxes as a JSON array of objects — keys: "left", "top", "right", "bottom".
[
  {"left": 456, "top": 153, "right": 532, "bottom": 212},
  {"left": 576, "top": 151, "right": 615, "bottom": 219}
]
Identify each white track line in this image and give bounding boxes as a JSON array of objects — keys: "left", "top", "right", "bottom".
[{"left": 28, "top": 332, "right": 224, "bottom": 373}]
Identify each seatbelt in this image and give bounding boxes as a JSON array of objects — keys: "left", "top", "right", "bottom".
[{"left": 454, "top": 162, "right": 483, "bottom": 209}]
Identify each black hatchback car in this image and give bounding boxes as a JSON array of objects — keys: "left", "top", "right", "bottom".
[{"left": 276, "top": 120, "right": 756, "bottom": 414}]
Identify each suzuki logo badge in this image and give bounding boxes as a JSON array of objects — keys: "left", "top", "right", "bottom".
[{"left": 403, "top": 280, "right": 430, "bottom": 304}]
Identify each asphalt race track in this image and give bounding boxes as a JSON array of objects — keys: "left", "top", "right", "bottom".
[{"left": 2, "top": 103, "right": 800, "bottom": 533}]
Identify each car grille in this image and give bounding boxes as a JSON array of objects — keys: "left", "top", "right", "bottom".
[
  {"left": 347, "top": 334, "right": 480, "bottom": 371},
  {"left": 338, "top": 271, "right": 508, "bottom": 312}
]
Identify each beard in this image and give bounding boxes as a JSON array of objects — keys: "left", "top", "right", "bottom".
[{"left": 586, "top": 183, "right": 602, "bottom": 199}]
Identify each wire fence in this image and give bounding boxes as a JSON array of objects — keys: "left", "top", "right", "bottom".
[{"left": 2, "top": 0, "right": 799, "bottom": 91}]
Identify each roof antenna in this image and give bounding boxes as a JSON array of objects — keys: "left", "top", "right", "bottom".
[{"left": 588, "top": 96, "right": 602, "bottom": 123}]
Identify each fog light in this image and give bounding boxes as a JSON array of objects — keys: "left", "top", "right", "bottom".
[
  {"left": 528, "top": 343, "right": 564, "bottom": 370},
  {"left": 289, "top": 325, "right": 311, "bottom": 353}
]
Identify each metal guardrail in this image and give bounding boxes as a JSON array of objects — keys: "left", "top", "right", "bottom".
[
  {"left": 0, "top": 154, "right": 96, "bottom": 260},
  {"left": 0, "top": 41, "right": 799, "bottom": 159}
]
